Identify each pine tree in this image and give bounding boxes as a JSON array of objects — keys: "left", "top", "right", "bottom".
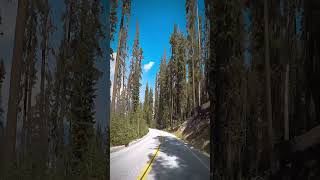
[
  {"left": 157, "top": 50, "right": 169, "bottom": 129},
  {"left": 170, "top": 24, "right": 187, "bottom": 121},
  {"left": 0, "top": 59, "right": 4, "bottom": 168},
  {"left": 168, "top": 53, "right": 174, "bottom": 129},
  {"left": 127, "top": 49, "right": 135, "bottom": 112},
  {"left": 203, "top": 8, "right": 210, "bottom": 104},
  {"left": 4, "top": 0, "right": 29, "bottom": 166},
  {"left": 186, "top": 0, "right": 198, "bottom": 109},
  {"left": 118, "top": 85, "right": 128, "bottom": 116},
  {"left": 111, "top": 0, "right": 131, "bottom": 112},
  {"left": 209, "top": 0, "right": 244, "bottom": 179},
  {"left": 148, "top": 87, "right": 153, "bottom": 127},
  {"left": 38, "top": 0, "right": 52, "bottom": 169},
  {"left": 196, "top": 0, "right": 203, "bottom": 106},
  {"left": 131, "top": 22, "right": 143, "bottom": 113},
  {"left": 50, "top": 0, "right": 76, "bottom": 172},
  {"left": 21, "top": 1, "right": 38, "bottom": 155},
  {"left": 143, "top": 83, "right": 149, "bottom": 125},
  {"left": 153, "top": 24, "right": 189, "bottom": 129},
  {"left": 0, "top": 10, "right": 3, "bottom": 36},
  {"left": 154, "top": 73, "right": 159, "bottom": 125},
  {"left": 69, "top": 0, "right": 104, "bottom": 172},
  {"left": 0, "top": 60, "right": 5, "bottom": 134},
  {"left": 110, "top": 0, "right": 118, "bottom": 42},
  {"left": 263, "top": 0, "right": 274, "bottom": 172}
]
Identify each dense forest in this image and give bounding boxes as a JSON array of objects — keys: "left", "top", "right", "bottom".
[
  {"left": 109, "top": 0, "right": 210, "bottom": 149},
  {"left": 154, "top": 0, "right": 209, "bottom": 131},
  {"left": 110, "top": 0, "right": 149, "bottom": 146},
  {"left": 3, "top": 0, "right": 320, "bottom": 179},
  {"left": 205, "top": 0, "right": 320, "bottom": 179},
  {"left": 0, "top": 0, "right": 108, "bottom": 179}
]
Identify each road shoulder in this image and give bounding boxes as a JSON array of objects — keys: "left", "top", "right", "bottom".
[{"left": 165, "top": 129, "right": 210, "bottom": 158}]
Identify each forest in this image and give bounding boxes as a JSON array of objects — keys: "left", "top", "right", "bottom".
[
  {"left": 0, "top": 0, "right": 108, "bottom": 179},
  {"left": 206, "top": 0, "right": 320, "bottom": 179},
  {"left": 2, "top": 0, "right": 320, "bottom": 179},
  {"left": 109, "top": 0, "right": 150, "bottom": 146},
  {"left": 109, "top": 0, "right": 210, "bottom": 150}
]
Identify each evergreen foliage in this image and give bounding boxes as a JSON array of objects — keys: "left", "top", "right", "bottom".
[
  {"left": 0, "top": 0, "right": 108, "bottom": 179},
  {"left": 131, "top": 23, "right": 143, "bottom": 113},
  {"left": 205, "top": 0, "right": 320, "bottom": 179},
  {"left": 110, "top": 14, "right": 148, "bottom": 147},
  {"left": 0, "top": 60, "right": 5, "bottom": 138},
  {"left": 110, "top": 105, "right": 148, "bottom": 146}
]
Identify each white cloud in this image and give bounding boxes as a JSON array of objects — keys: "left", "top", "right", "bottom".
[{"left": 143, "top": 61, "right": 155, "bottom": 72}]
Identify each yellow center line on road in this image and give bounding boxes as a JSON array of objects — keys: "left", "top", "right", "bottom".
[{"left": 137, "top": 136, "right": 163, "bottom": 180}]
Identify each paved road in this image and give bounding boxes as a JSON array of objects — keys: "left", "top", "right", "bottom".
[{"left": 110, "top": 128, "right": 210, "bottom": 180}]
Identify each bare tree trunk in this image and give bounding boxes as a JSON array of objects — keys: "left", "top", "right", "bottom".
[
  {"left": 4, "top": 0, "right": 29, "bottom": 166},
  {"left": 111, "top": 15, "right": 124, "bottom": 112},
  {"left": 192, "top": 53, "right": 196, "bottom": 109},
  {"left": 40, "top": 12, "right": 48, "bottom": 142},
  {"left": 284, "top": 0, "right": 291, "bottom": 142},
  {"left": 27, "top": 61, "right": 33, "bottom": 147},
  {"left": 264, "top": 0, "right": 274, "bottom": 173},
  {"left": 198, "top": 81, "right": 201, "bottom": 106},
  {"left": 170, "top": 91, "right": 173, "bottom": 130},
  {"left": 40, "top": 4, "right": 49, "bottom": 168},
  {"left": 197, "top": 1, "right": 201, "bottom": 107},
  {"left": 22, "top": 31, "right": 31, "bottom": 155},
  {"left": 284, "top": 64, "right": 289, "bottom": 140},
  {"left": 137, "top": 116, "right": 139, "bottom": 137}
]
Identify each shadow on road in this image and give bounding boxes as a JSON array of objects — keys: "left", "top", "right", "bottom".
[{"left": 147, "top": 135, "right": 210, "bottom": 180}]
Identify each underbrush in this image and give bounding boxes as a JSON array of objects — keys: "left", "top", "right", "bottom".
[
  {"left": 110, "top": 107, "right": 149, "bottom": 146},
  {"left": 1, "top": 136, "right": 108, "bottom": 180}
]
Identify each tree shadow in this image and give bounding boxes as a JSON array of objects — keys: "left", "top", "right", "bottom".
[{"left": 146, "top": 135, "right": 210, "bottom": 180}]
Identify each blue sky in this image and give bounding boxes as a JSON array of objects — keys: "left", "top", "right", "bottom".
[{"left": 111, "top": 0, "right": 205, "bottom": 102}]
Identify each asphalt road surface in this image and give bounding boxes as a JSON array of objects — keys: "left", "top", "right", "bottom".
[{"left": 110, "top": 128, "right": 210, "bottom": 180}]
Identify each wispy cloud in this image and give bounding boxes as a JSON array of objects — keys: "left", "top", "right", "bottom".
[{"left": 143, "top": 61, "right": 155, "bottom": 72}]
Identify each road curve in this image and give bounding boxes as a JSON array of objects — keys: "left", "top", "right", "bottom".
[{"left": 110, "top": 128, "right": 210, "bottom": 180}]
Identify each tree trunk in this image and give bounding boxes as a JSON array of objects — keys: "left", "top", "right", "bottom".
[
  {"left": 40, "top": 14, "right": 48, "bottom": 141},
  {"left": 197, "top": 1, "right": 201, "bottom": 107},
  {"left": 137, "top": 116, "right": 139, "bottom": 137},
  {"left": 4, "top": 0, "right": 29, "bottom": 166},
  {"left": 111, "top": 15, "right": 124, "bottom": 112},
  {"left": 284, "top": 64, "right": 289, "bottom": 140},
  {"left": 192, "top": 52, "right": 196, "bottom": 109},
  {"left": 22, "top": 29, "right": 32, "bottom": 155},
  {"left": 170, "top": 92, "right": 173, "bottom": 130},
  {"left": 27, "top": 61, "right": 33, "bottom": 146},
  {"left": 264, "top": 0, "right": 274, "bottom": 173},
  {"left": 40, "top": 5, "right": 49, "bottom": 168},
  {"left": 22, "top": 72, "right": 28, "bottom": 151}
]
